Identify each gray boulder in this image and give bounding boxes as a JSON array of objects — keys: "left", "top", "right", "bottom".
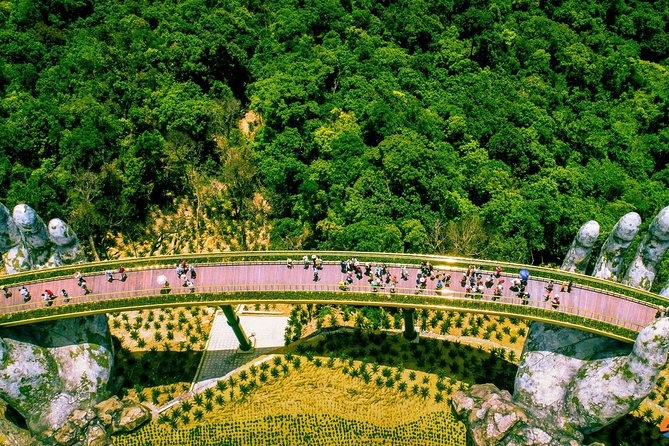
[
  {"left": 453, "top": 384, "right": 605, "bottom": 446},
  {"left": 0, "top": 316, "right": 113, "bottom": 439}
]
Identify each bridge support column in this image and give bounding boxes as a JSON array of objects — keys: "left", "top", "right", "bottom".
[
  {"left": 220, "top": 305, "right": 253, "bottom": 351},
  {"left": 402, "top": 308, "right": 418, "bottom": 341}
]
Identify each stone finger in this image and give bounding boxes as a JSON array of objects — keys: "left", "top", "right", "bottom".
[
  {"left": 561, "top": 220, "right": 600, "bottom": 274},
  {"left": 46, "top": 219, "right": 87, "bottom": 267},
  {"left": 12, "top": 204, "right": 50, "bottom": 267},
  {"left": 0, "top": 203, "right": 32, "bottom": 273},
  {"left": 564, "top": 317, "right": 669, "bottom": 432},
  {"left": 592, "top": 212, "right": 641, "bottom": 280},
  {"left": 623, "top": 205, "right": 669, "bottom": 290},
  {"left": 0, "top": 203, "right": 22, "bottom": 252}
]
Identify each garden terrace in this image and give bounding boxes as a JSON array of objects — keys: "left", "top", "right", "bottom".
[{"left": 0, "top": 251, "right": 664, "bottom": 342}]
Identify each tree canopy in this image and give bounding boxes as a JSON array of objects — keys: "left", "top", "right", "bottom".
[{"left": 1, "top": 0, "right": 667, "bottom": 265}]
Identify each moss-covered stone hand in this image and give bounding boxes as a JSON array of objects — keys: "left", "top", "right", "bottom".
[
  {"left": 0, "top": 204, "right": 113, "bottom": 444},
  {"left": 516, "top": 206, "right": 669, "bottom": 436},
  {"left": 0, "top": 203, "right": 86, "bottom": 273},
  {"left": 455, "top": 207, "right": 669, "bottom": 446}
]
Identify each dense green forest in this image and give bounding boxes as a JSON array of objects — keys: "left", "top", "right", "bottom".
[{"left": 1, "top": 0, "right": 668, "bottom": 265}]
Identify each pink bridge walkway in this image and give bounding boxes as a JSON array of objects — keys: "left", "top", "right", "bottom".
[{"left": 0, "top": 261, "right": 660, "bottom": 339}]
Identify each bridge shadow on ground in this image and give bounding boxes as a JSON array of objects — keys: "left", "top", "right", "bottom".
[
  {"left": 112, "top": 336, "right": 202, "bottom": 388},
  {"left": 293, "top": 329, "right": 517, "bottom": 391}
]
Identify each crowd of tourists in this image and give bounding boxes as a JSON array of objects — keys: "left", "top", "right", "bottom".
[
  {"left": 287, "top": 256, "right": 573, "bottom": 312},
  {"left": 175, "top": 260, "right": 197, "bottom": 293}
]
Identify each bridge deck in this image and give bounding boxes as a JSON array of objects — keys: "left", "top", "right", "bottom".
[{"left": 0, "top": 261, "right": 658, "bottom": 338}]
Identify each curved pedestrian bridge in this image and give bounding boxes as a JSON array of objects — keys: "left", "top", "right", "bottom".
[{"left": 0, "top": 251, "right": 665, "bottom": 342}]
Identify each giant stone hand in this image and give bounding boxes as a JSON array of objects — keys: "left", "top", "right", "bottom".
[
  {"left": 454, "top": 207, "right": 669, "bottom": 445},
  {"left": 0, "top": 203, "right": 86, "bottom": 273},
  {"left": 0, "top": 204, "right": 113, "bottom": 443}
]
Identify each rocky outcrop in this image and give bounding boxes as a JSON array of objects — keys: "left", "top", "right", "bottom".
[
  {"left": 453, "top": 384, "right": 605, "bottom": 446},
  {"left": 46, "top": 395, "right": 150, "bottom": 446},
  {"left": 0, "top": 316, "right": 114, "bottom": 442},
  {"left": 113, "top": 403, "right": 152, "bottom": 433},
  {"left": 0, "top": 400, "right": 43, "bottom": 446}
]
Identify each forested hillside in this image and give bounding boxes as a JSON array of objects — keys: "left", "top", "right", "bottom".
[{"left": 1, "top": 0, "right": 667, "bottom": 266}]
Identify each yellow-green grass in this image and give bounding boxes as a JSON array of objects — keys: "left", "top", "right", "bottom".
[{"left": 113, "top": 359, "right": 467, "bottom": 446}]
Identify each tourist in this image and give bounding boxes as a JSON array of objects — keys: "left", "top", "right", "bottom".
[
  {"left": 61, "top": 289, "right": 70, "bottom": 303},
  {"left": 401, "top": 265, "right": 409, "bottom": 281},
  {"left": 20, "top": 286, "right": 30, "bottom": 302},
  {"left": 544, "top": 290, "right": 551, "bottom": 302},
  {"left": 185, "top": 279, "right": 195, "bottom": 293},
  {"left": 546, "top": 280, "right": 554, "bottom": 293},
  {"left": 340, "top": 260, "right": 348, "bottom": 274},
  {"left": 43, "top": 289, "right": 56, "bottom": 306},
  {"left": 436, "top": 278, "right": 444, "bottom": 290},
  {"left": 176, "top": 263, "right": 186, "bottom": 278},
  {"left": 105, "top": 270, "right": 114, "bottom": 282},
  {"left": 79, "top": 279, "right": 91, "bottom": 295},
  {"left": 74, "top": 271, "right": 83, "bottom": 282},
  {"left": 338, "top": 281, "right": 349, "bottom": 291},
  {"left": 313, "top": 270, "right": 319, "bottom": 282},
  {"left": 118, "top": 266, "right": 127, "bottom": 282},
  {"left": 1, "top": 286, "right": 11, "bottom": 299},
  {"left": 189, "top": 264, "right": 197, "bottom": 280},
  {"left": 303, "top": 255, "right": 310, "bottom": 269},
  {"left": 567, "top": 281, "right": 573, "bottom": 293},
  {"left": 160, "top": 281, "right": 171, "bottom": 295},
  {"left": 287, "top": 258, "right": 293, "bottom": 269},
  {"left": 443, "top": 274, "right": 451, "bottom": 287},
  {"left": 492, "top": 287, "right": 502, "bottom": 301},
  {"left": 495, "top": 266, "right": 502, "bottom": 278},
  {"left": 485, "top": 274, "right": 494, "bottom": 288},
  {"left": 551, "top": 294, "right": 560, "bottom": 310},
  {"left": 346, "top": 272, "right": 354, "bottom": 284}
]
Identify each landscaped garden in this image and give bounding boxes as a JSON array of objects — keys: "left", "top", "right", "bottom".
[{"left": 108, "top": 305, "right": 669, "bottom": 445}]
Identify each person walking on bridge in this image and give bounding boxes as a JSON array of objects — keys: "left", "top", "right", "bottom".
[{"left": 19, "top": 286, "right": 30, "bottom": 302}]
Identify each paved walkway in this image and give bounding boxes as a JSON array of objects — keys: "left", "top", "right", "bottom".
[
  {"left": 191, "top": 310, "right": 288, "bottom": 393},
  {"left": 0, "top": 260, "right": 656, "bottom": 337}
]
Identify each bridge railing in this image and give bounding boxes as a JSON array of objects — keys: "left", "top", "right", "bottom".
[{"left": 0, "top": 280, "right": 642, "bottom": 342}]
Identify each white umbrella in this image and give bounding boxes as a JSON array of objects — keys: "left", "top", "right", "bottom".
[{"left": 156, "top": 275, "right": 168, "bottom": 286}]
